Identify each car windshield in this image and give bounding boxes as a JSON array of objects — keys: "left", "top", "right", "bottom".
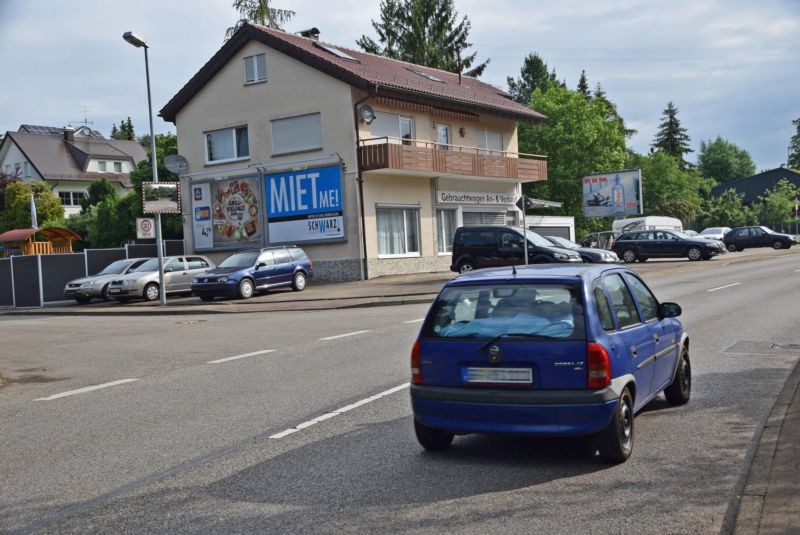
[
  {"left": 522, "top": 229, "right": 558, "bottom": 247},
  {"left": 422, "top": 283, "right": 585, "bottom": 341},
  {"left": 98, "top": 260, "right": 136, "bottom": 275},
  {"left": 219, "top": 252, "right": 259, "bottom": 268},
  {"left": 671, "top": 231, "right": 692, "bottom": 239},
  {"left": 133, "top": 258, "right": 161, "bottom": 272},
  {"left": 547, "top": 236, "right": 579, "bottom": 249}
]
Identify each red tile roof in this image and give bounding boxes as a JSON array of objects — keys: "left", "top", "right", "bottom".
[{"left": 161, "top": 24, "right": 546, "bottom": 124}]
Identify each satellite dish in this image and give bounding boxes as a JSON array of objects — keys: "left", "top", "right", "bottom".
[
  {"left": 164, "top": 154, "right": 189, "bottom": 174},
  {"left": 359, "top": 104, "right": 376, "bottom": 125}
]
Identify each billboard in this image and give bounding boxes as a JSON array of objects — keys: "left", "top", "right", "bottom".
[
  {"left": 265, "top": 165, "right": 345, "bottom": 244},
  {"left": 142, "top": 182, "right": 181, "bottom": 214},
  {"left": 582, "top": 169, "right": 642, "bottom": 218},
  {"left": 190, "top": 176, "right": 263, "bottom": 250}
]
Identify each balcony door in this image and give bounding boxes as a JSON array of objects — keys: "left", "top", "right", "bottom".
[
  {"left": 437, "top": 124, "right": 451, "bottom": 150},
  {"left": 373, "top": 112, "right": 414, "bottom": 145}
]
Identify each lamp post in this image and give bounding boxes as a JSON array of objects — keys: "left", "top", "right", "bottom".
[{"left": 123, "top": 31, "right": 166, "bottom": 306}]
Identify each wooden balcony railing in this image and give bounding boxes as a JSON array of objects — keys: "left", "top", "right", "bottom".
[{"left": 358, "top": 137, "right": 548, "bottom": 181}]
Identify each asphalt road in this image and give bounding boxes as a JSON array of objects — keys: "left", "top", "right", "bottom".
[{"left": 1, "top": 253, "right": 798, "bottom": 534}]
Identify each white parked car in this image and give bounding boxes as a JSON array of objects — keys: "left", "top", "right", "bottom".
[
  {"left": 700, "top": 227, "right": 732, "bottom": 241},
  {"left": 108, "top": 256, "right": 214, "bottom": 302},
  {"left": 64, "top": 258, "right": 151, "bottom": 304}
]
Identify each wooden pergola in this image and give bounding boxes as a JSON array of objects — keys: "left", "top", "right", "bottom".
[{"left": 0, "top": 227, "right": 81, "bottom": 257}]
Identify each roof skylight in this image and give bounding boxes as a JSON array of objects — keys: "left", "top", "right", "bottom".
[
  {"left": 313, "top": 42, "right": 359, "bottom": 63},
  {"left": 408, "top": 68, "right": 444, "bottom": 83}
]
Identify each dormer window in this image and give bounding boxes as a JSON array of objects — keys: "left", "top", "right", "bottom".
[
  {"left": 244, "top": 53, "right": 267, "bottom": 84},
  {"left": 114, "top": 161, "right": 122, "bottom": 173},
  {"left": 98, "top": 161, "right": 107, "bottom": 172}
]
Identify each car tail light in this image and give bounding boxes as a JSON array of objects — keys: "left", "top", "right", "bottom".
[
  {"left": 587, "top": 342, "right": 612, "bottom": 389},
  {"left": 411, "top": 339, "right": 423, "bottom": 384}
]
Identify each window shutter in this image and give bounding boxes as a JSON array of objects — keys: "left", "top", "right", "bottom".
[
  {"left": 271, "top": 113, "right": 323, "bottom": 155},
  {"left": 244, "top": 56, "right": 255, "bottom": 83},
  {"left": 371, "top": 112, "right": 401, "bottom": 141}
]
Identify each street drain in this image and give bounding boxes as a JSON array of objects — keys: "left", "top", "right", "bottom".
[{"left": 176, "top": 319, "right": 207, "bottom": 325}]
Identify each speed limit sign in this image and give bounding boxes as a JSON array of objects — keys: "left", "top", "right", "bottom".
[{"left": 136, "top": 218, "right": 156, "bottom": 239}]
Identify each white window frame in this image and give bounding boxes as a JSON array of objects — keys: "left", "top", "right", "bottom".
[
  {"left": 476, "top": 129, "right": 503, "bottom": 155},
  {"left": 243, "top": 53, "right": 267, "bottom": 84},
  {"left": 98, "top": 161, "right": 107, "bottom": 172},
  {"left": 436, "top": 124, "right": 451, "bottom": 150},
  {"left": 271, "top": 113, "right": 323, "bottom": 156},
  {"left": 436, "top": 208, "right": 458, "bottom": 255},
  {"left": 113, "top": 161, "right": 122, "bottom": 173},
  {"left": 204, "top": 126, "right": 250, "bottom": 164},
  {"left": 376, "top": 204, "right": 421, "bottom": 258}
]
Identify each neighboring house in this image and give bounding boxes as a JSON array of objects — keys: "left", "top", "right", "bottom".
[
  {"left": 0, "top": 124, "right": 147, "bottom": 216},
  {"left": 159, "top": 24, "right": 549, "bottom": 281},
  {"left": 710, "top": 167, "right": 800, "bottom": 204}
]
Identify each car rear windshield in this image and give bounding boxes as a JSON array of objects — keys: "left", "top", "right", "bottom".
[{"left": 421, "top": 283, "right": 585, "bottom": 341}]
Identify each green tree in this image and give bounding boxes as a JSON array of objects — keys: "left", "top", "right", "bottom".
[
  {"left": 506, "top": 53, "right": 559, "bottom": 105},
  {"left": 519, "top": 84, "right": 627, "bottom": 236},
  {"left": 112, "top": 118, "right": 135, "bottom": 140},
  {"left": 225, "top": 0, "right": 295, "bottom": 40},
  {"left": 0, "top": 171, "right": 20, "bottom": 214},
  {"left": 627, "top": 151, "right": 703, "bottom": 223},
  {"left": 788, "top": 117, "right": 800, "bottom": 169},
  {"left": 756, "top": 178, "right": 799, "bottom": 230},
  {"left": 577, "top": 70, "right": 590, "bottom": 100},
  {"left": 1, "top": 181, "right": 64, "bottom": 231},
  {"left": 110, "top": 124, "right": 119, "bottom": 139},
  {"left": 357, "top": 0, "right": 489, "bottom": 77},
  {"left": 697, "top": 136, "right": 756, "bottom": 184},
  {"left": 697, "top": 188, "right": 751, "bottom": 229},
  {"left": 652, "top": 101, "right": 692, "bottom": 166},
  {"left": 80, "top": 178, "right": 118, "bottom": 213}
]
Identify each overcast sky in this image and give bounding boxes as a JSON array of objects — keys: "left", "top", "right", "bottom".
[{"left": 1, "top": 0, "right": 798, "bottom": 171}]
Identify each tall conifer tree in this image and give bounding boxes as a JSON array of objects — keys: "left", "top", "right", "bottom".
[
  {"left": 506, "top": 53, "right": 559, "bottom": 105},
  {"left": 652, "top": 101, "right": 692, "bottom": 166}
]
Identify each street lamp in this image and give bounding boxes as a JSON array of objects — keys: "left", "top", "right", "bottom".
[{"left": 123, "top": 31, "right": 166, "bottom": 306}]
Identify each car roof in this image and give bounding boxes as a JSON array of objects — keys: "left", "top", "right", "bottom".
[{"left": 447, "top": 264, "right": 626, "bottom": 286}]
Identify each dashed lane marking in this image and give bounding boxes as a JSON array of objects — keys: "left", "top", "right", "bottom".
[
  {"left": 403, "top": 318, "right": 425, "bottom": 324},
  {"left": 208, "top": 349, "right": 276, "bottom": 364},
  {"left": 706, "top": 282, "right": 742, "bottom": 292},
  {"left": 35, "top": 379, "right": 140, "bottom": 401},
  {"left": 318, "top": 330, "right": 371, "bottom": 341}
]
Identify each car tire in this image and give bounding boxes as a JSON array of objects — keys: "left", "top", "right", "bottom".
[
  {"left": 664, "top": 348, "right": 691, "bottom": 405},
  {"left": 414, "top": 420, "right": 454, "bottom": 451},
  {"left": 292, "top": 271, "right": 307, "bottom": 291},
  {"left": 458, "top": 260, "right": 476, "bottom": 273},
  {"left": 238, "top": 278, "right": 254, "bottom": 300},
  {"left": 726, "top": 243, "right": 738, "bottom": 252},
  {"left": 581, "top": 255, "right": 593, "bottom": 263},
  {"left": 101, "top": 284, "right": 112, "bottom": 302},
  {"left": 74, "top": 296, "right": 91, "bottom": 305},
  {"left": 687, "top": 247, "right": 702, "bottom": 261},
  {"left": 199, "top": 295, "right": 215, "bottom": 302},
  {"left": 772, "top": 240, "right": 785, "bottom": 250},
  {"left": 622, "top": 249, "right": 637, "bottom": 263},
  {"left": 598, "top": 387, "right": 634, "bottom": 463},
  {"left": 143, "top": 283, "right": 160, "bottom": 302}
]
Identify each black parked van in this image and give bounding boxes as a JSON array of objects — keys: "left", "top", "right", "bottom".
[{"left": 450, "top": 226, "right": 582, "bottom": 273}]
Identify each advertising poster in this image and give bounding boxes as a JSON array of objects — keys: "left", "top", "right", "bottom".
[
  {"left": 210, "top": 177, "right": 262, "bottom": 246},
  {"left": 265, "top": 165, "right": 345, "bottom": 244},
  {"left": 582, "top": 169, "right": 642, "bottom": 218},
  {"left": 191, "top": 183, "right": 213, "bottom": 249}
]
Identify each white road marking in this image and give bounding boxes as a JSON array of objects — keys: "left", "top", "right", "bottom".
[
  {"left": 403, "top": 318, "right": 425, "bottom": 324},
  {"left": 35, "top": 379, "right": 139, "bottom": 401},
  {"left": 795, "top": 269, "right": 800, "bottom": 272},
  {"left": 269, "top": 382, "right": 410, "bottom": 439},
  {"left": 318, "top": 330, "right": 371, "bottom": 341},
  {"left": 706, "top": 282, "right": 742, "bottom": 292},
  {"left": 208, "top": 349, "right": 276, "bottom": 364}
]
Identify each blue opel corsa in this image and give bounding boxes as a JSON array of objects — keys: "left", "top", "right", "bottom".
[{"left": 410, "top": 264, "right": 690, "bottom": 463}]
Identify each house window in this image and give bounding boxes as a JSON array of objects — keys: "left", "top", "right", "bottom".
[
  {"left": 205, "top": 126, "right": 249, "bottom": 163},
  {"left": 271, "top": 113, "right": 322, "bottom": 155},
  {"left": 98, "top": 161, "right": 107, "bottom": 172},
  {"left": 113, "top": 161, "right": 122, "bottom": 173},
  {"left": 377, "top": 206, "right": 420, "bottom": 256},
  {"left": 372, "top": 112, "right": 414, "bottom": 145},
  {"left": 58, "top": 191, "right": 85, "bottom": 206},
  {"left": 244, "top": 53, "right": 267, "bottom": 84},
  {"left": 476, "top": 129, "right": 503, "bottom": 155},
  {"left": 436, "top": 209, "right": 457, "bottom": 253},
  {"left": 436, "top": 124, "right": 451, "bottom": 150}
]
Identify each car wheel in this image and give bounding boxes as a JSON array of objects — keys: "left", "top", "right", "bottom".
[
  {"left": 637, "top": 256, "right": 648, "bottom": 263},
  {"left": 598, "top": 387, "right": 634, "bottom": 463},
  {"left": 622, "top": 249, "right": 637, "bottom": 263},
  {"left": 238, "top": 278, "right": 254, "bottom": 300},
  {"left": 581, "top": 255, "right": 593, "bottom": 263},
  {"left": 101, "top": 284, "right": 112, "bottom": 302},
  {"left": 687, "top": 247, "right": 702, "bottom": 261},
  {"left": 292, "top": 271, "right": 307, "bottom": 291},
  {"left": 772, "top": 240, "right": 785, "bottom": 250},
  {"left": 74, "top": 296, "right": 91, "bottom": 305},
  {"left": 199, "top": 295, "right": 215, "bottom": 302},
  {"left": 458, "top": 261, "right": 476, "bottom": 273},
  {"left": 664, "top": 348, "right": 691, "bottom": 405},
  {"left": 726, "top": 243, "right": 738, "bottom": 252},
  {"left": 143, "top": 283, "right": 160, "bottom": 302},
  {"left": 414, "top": 420, "right": 454, "bottom": 451}
]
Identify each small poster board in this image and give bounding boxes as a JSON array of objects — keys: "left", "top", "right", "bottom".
[
  {"left": 142, "top": 182, "right": 181, "bottom": 214},
  {"left": 136, "top": 218, "right": 156, "bottom": 239}
]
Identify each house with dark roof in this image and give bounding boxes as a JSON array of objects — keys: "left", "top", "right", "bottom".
[
  {"left": 710, "top": 167, "right": 800, "bottom": 204},
  {"left": 160, "top": 23, "right": 549, "bottom": 281},
  {"left": 0, "top": 125, "right": 146, "bottom": 216}
]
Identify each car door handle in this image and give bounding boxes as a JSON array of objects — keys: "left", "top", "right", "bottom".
[
  {"left": 653, "top": 335, "right": 660, "bottom": 344},
  {"left": 630, "top": 346, "right": 637, "bottom": 357}
]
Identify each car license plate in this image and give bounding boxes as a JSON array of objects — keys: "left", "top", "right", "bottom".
[
  {"left": 108, "top": 288, "right": 121, "bottom": 294},
  {"left": 464, "top": 367, "right": 532, "bottom": 384},
  {"left": 64, "top": 290, "right": 75, "bottom": 295}
]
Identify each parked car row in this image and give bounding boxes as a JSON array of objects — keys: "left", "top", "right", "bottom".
[{"left": 64, "top": 246, "right": 314, "bottom": 304}]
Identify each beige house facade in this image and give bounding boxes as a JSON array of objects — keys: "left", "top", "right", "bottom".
[{"left": 160, "top": 24, "right": 548, "bottom": 281}]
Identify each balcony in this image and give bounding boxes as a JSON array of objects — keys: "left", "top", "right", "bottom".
[{"left": 358, "top": 137, "right": 548, "bottom": 182}]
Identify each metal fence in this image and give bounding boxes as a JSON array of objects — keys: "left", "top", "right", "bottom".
[{"left": 0, "top": 240, "right": 184, "bottom": 308}]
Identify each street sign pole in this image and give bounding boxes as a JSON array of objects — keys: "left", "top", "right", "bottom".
[{"left": 516, "top": 195, "right": 530, "bottom": 265}]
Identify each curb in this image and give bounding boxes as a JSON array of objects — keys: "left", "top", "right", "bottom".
[{"left": 727, "top": 357, "right": 800, "bottom": 534}]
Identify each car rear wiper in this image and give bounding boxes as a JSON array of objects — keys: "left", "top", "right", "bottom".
[{"left": 478, "top": 332, "right": 559, "bottom": 350}]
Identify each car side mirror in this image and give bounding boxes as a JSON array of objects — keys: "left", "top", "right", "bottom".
[
  {"left": 164, "top": 266, "right": 173, "bottom": 273},
  {"left": 658, "top": 302, "right": 682, "bottom": 319},
  {"left": 256, "top": 262, "right": 266, "bottom": 269}
]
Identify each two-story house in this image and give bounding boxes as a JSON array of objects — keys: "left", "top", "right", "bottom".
[
  {"left": 159, "top": 24, "right": 548, "bottom": 281},
  {"left": 0, "top": 125, "right": 146, "bottom": 216}
]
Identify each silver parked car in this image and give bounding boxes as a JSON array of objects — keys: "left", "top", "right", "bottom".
[
  {"left": 64, "top": 258, "right": 152, "bottom": 304},
  {"left": 108, "top": 256, "right": 214, "bottom": 302},
  {"left": 700, "top": 226, "right": 732, "bottom": 241}
]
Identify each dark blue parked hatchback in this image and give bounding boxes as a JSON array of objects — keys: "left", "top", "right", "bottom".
[{"left": 410, "top": 264, "right": 690, "bottom": 463}]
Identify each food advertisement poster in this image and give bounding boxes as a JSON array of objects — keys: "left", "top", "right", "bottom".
[
  {"left": 265, "top": 165, "right": 345, "bottom": 244},
  {"left": 582, "top": 169, "right": 643, "bottom": 218},
  {"left": 211, "top": 177, "right": 262, "bottom": 245}
]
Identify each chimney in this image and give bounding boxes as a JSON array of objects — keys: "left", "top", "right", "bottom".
[
  {"left": 63, "top": 126, "right": 75, "bottom": 142},
  {"left": 297, "top": 27, "right": 320, "bottom": 41}
]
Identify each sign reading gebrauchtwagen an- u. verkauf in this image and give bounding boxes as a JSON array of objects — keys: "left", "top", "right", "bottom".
[
  {"left": 582, "top": 169, "right": 643, "bottom": 218},
  {"left": 265, "top": 165, "right": 345, "bottom": 243}
]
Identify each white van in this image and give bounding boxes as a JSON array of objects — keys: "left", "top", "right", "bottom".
[{"left": 611, "top": 216, "right": 683, "bottom": 233}]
